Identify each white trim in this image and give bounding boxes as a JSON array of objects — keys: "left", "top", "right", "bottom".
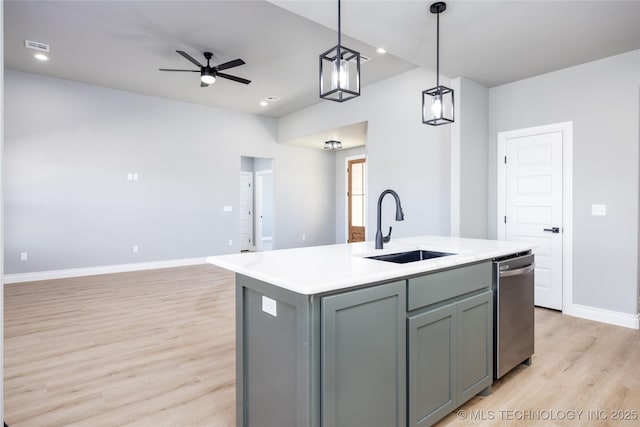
[
  {"left": 3, "top": 257, "right": 207, "bottom": 284},
  {"left": 255, "top": 169, "right": 273, "bottom": 252},
  {"left": 563, "top": 303, "right": 640, "bottom": 330},
  {"left": 344, "top": 154, "right": 367, "bottom": 242},
  {"left": 450, "top": 77, "right": 461, "bottom": 237},
  {"left": 497, "top": 121, "right": 574, "bottom": 313}
]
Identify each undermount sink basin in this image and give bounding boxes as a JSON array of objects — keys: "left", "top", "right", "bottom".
[{"left": 366, "top": 250, "right": 456, "bottom": 264}]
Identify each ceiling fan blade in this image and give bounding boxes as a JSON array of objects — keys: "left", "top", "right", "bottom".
[
  {"left": 216, "top": 72, "right": 251, "bottom": 85},
  {"left": 200, "top": 81, "right": 209, "bottom": 88},
  {"left": 176, "top": 50, "right": 204, "bottom": 68},
  {"left": 158, "top": 68, "right": 200, "bottom": 72},
  {"left": 215, "top": 59, "right": 245, "bottom": 71}
]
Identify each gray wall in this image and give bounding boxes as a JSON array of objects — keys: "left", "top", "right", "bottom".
[
  {"left": 488, "top": 50, "right": 640, "bottom": 315},
  {"left": 4, "top": 70, "right": 336, "bottom": 274},
  {"left": 451, "top": 78, "right": 489, "bottom": 239},
  {"left": 280, "top": 67, "right": 451, "bottom": 242}
]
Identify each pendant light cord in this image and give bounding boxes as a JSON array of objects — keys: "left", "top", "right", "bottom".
[
  {"left": 436, "top": 8, "right": 440, "bottom": 90},
  {"left": 338, "top": 0, "right": 342, "bottom": 47}
]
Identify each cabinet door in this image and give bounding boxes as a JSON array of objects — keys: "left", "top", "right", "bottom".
[
  {"left": 322, "top": 281, "right": 406, "bottom": 427},
  {"left": 457, "top": 290, "right": 493, "bottom": 404},
  {"left": 408, "top": 302, "right": 457, "bottom": 427}
]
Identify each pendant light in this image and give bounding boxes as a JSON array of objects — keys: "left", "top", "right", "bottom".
[
  {"left": 319, "top": 0, "right": 361, "bottom": 102},
  {"left": 422, "top": 2, "right": 454, "bottom": 125}
]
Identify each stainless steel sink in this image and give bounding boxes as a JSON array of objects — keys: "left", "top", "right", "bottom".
[{"left": 366, "top": 250, "right": 455, "bottom": 264}]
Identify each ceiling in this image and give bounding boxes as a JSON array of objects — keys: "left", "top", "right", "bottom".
[{"left": 5, "top": 1, "right": 640, "bottom": 123}]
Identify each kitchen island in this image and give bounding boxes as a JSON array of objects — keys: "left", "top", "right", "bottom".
[{"left": 208, "top": 236, "right": 534, "bottom": 427}]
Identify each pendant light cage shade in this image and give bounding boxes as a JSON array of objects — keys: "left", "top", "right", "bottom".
[
  {"left": 422, "top": 85, "right": 454, "bottom": 125},
  {"left": 423, "top": 1, "right": 454, "bottom": 126},
  {"left": 320, "top": 44, "right": 361, "bottom": 102}
]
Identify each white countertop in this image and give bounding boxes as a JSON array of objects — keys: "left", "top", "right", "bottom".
[{"left": 206, "top": 235, "right": 534, "bottom": 295}]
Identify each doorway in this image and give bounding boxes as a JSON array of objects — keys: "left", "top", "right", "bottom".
[
  {"left": 497, "top": 122, "right": 573, "bottom": 311},
  {"left": 347, "top": 156, "right": 366, "bottom": 243},
  {"left": 240, "top": 156, "right": 274, "bottom": 252}
]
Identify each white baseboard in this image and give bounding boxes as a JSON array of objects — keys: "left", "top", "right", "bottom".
[
  {"left": 564, "top": 303, "right": 639, "bottom": 330},
  {"left": 3, "top": 257, "right": 208, "bottom": 284}
]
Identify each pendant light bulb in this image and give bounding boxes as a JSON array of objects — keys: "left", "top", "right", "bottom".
[
  {"left": 331, "top": 58, "right": 350, "bottom": 90},
  {"left": 431, "top": 93, "right": 443, "bottom": 118}
]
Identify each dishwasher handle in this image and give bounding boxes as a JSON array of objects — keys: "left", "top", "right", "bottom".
[{"left": 499, "top": 263, "right": 535, "bottom": 277}]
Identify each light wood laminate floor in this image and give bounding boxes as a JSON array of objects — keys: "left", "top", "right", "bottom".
[{"left": 5, "top": 265, "right": 640, "bottom": 426}]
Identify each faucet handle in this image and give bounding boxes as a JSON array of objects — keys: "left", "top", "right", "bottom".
[{"left": 383, "top": 226, "right": 392, "bottom": 243}]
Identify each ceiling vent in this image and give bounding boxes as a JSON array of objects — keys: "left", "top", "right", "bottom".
[
  {"left": 25, "top": 40, "right": 50, "bottom": 52},
  {"left": 265, "top": 96, "right": 281, "bottom": 103}
]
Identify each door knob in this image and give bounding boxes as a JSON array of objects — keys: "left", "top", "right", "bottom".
[{"left": 543, "top": 227, "right": 560, "bottom": 233}]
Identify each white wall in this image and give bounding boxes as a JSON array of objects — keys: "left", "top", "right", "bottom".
[
  {"left": 489, "top": 50, "right": 640, "bottom": 315},
  {"left": 280, "top": 67, "right": 451, "bottom": 241},
  {"left": 450, "top": 77, "right": 489, "bottom": 239},
  {"left": 4, "top": 70, "right": 336, "bottom": 274}
]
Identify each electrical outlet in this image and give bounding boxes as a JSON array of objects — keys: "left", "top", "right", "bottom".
[
  {"left": 223, "top": 205, "right": 233, "bottom": 212},
  {"left": 127, "top": 173, "right": 133, "bottom": 181},
  {"left": 132, "top": 173, "right": 139, "bottom": 181},
  {"left": 20, "top": 252, "right": 28, "bottom": 261},
  {"left": 228, "top": 240, "right": 233, "bottom": 246},
  {"left": 591, "top": 204, "right": 606, "bottom": 216},
  {"left": 262, "top": 296, "right": 277, "bottom": 317},
  {"left": 132, "top": 245, "right": 139, "bottom": 253}
]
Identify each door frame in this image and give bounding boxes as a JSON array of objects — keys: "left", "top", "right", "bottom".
[
  {"left": 255, "top": 169, "right": 273, "bottom": 251},
  {"left": 240, "top": 171, "right": 255, "bottom": 252},
  {"left": 496, "top": 121, "right": 573, "bottom": 312},
  {"left": 344, "top": 154, "right": 367, "bottom": 242}
]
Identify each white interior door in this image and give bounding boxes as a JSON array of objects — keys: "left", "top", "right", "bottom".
[
  {"left": 503, "top": 131, "right": 563, "bottom": 309},
  {"left": 240, "top": 172, "right": 254, "bottom": 252}
]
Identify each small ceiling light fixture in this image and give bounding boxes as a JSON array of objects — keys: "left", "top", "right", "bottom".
[
  {"left": 376, "top": 47, "right": 387, "bottom": 54},
  {"left": 422, "top": 2, "right": 454, "bottom": 126},
  {"left": 324, "top": 140, "right": 343, "bottom": 150},
  {"left": 34, "top": 53, "right": 49, "bottom": 61},
  {"left": 319, "top": 0, "right": 361, "bottom": 102},
  {"left": 200, "top": 71, "right": 216, "bottom": 85},
  {"left": 259, "top": 100, "right": 268, "bottom": 107}
]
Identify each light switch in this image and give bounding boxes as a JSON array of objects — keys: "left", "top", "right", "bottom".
[
  {"left": 591, "top": 204, "right": 606, "bottom": 216},
  {"left": 223, "top": 205, "right": 233, "bottom": 212},
  {"left": 262, "top": 296, "right": 277, "bottom": 317}
]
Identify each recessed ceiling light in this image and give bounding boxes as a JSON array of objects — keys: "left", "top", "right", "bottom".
[
  {"left": 259, "top": 101, "right": 268, "bottom": 107},
  {"left": 376, "top": 47, "right": 387, "bottom": 54},
  {"left": 34, "top": 53, "right": 49, "bottom": 61}
]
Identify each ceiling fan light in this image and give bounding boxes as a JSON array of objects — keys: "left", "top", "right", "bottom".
[{"left": 201, "top": 73, "right": 215, "bottom": 84}]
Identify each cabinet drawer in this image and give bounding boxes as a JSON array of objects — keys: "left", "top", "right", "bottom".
[{"left": 408, "top": 261, "right": 492, "bottom": 311}]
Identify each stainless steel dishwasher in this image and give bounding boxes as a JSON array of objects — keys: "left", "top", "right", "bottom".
[{"left": 493, "top": 252, "right": 535, "bottom": 379}]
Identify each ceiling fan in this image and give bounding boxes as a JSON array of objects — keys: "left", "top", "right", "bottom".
[{"left": 159, "top": 50, "right": 251, "bottom": 87}]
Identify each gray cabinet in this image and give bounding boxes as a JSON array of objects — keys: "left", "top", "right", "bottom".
[
  {"left": 322, "top": 281, "right": 407, "bottom": 427},
  {"left": 408, "top": 301, "right": 457, "bottom": 426},
  {"left": 457, "top": 290, "right": 493, "bottom": 404},
  {"left": 408, "top": 288, "right": 493, "bottom": 427},
  {"left": 235, "top": 260, "right": 495, "bottom": 427}
]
